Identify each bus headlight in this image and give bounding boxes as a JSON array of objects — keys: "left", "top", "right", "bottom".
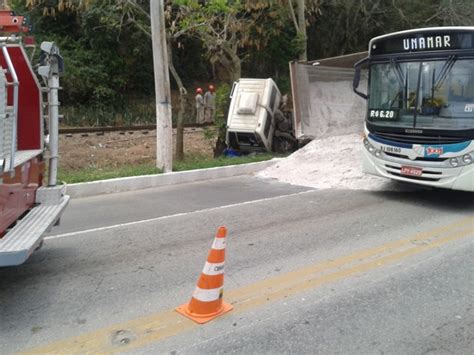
[
  {"left": 363, "top": 138, "right": 383, "bottom": 158},
  {"left": 462, "top": 154, "right": 473, "bottom": 165},
  {"left": 448, "top": 153, "right": 473, "bottom": 167},
  {"left": 449, "top": 158, "right": 459, "bottom": 167}
]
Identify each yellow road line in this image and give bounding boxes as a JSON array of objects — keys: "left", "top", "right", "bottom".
[
  {"left": 227, "top": 216, "right": 474, "bottom": 304},
  {"left": 22, "top": 216, "right": 474, "bottom": 354},
  {"left": 233, "top": 228, "right": 472, "bottom": 313}
]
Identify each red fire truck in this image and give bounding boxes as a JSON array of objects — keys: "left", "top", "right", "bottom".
[{"left": 0, "top": 9, "right": 69, "bottom": 266}]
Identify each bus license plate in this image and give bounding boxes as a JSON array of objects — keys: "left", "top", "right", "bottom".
[{"left": 401, "top": 166, "right": 423, "bottom": 177}]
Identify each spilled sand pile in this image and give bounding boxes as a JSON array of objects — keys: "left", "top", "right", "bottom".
[{"left": 258, "top": 134, "right": 418, "bottom": 191}]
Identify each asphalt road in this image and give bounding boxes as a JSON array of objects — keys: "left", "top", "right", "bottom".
[{"left": 0, "top": 176, "right": 473, "bottom": 354}]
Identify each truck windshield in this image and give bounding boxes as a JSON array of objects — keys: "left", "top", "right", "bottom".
[{"left": 368, "top": 58, "right": 474, "bottom": 130}]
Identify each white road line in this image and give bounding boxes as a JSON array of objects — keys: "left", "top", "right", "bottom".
[{"left": 45, "top": 190, "right": 314, "bottom": 241}]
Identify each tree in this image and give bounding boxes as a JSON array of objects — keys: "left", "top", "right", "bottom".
[
  {"left": 104, "top": 0, "right": 194, "bottom": 161},
  {"left": 17, "top": 0, "right": 473, "bottom": 132},
  {"left": 78, "top": 0, "right": 291, "bottom": 158},
  {"left": 173, "top": 0, "right": 246, "bottom": 82},
  {"left": 243, "top": 0, "right": 320, "bottom": 63},
  {"left": 308, "top": 0, "right": 474, "bottom": 59},
  {"left": 287, "top": 0, "right": 309, "bottom": 61},
  {"left": 392, "top": 0, "right": 474, "bottom": 27},
  {"left": 40, "top": 0, "right": 189, "bottom": 160},
  {"left": 23, "top": 0, "right": 88, "bottom": 15}
]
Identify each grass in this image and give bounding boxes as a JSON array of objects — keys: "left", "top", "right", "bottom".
[
  {"left": 57, "top": 153, "right": 276, "bottom": 184},
  {"left": 173, "top": 153, "right": 274, "bottom": 171},
  {"left": 57, "top": 164, "right": 162, "bottom": 184}
]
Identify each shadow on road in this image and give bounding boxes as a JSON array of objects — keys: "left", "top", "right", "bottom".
[{"left": 369, "top": 186, "right": 474, "bottom": 212}]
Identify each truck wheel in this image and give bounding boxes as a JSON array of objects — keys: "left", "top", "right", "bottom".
[{"left": 273, "top": 136, "right": 294, "bottom": 153}]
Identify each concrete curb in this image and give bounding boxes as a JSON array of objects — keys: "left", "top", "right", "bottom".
[{"left": 66, "top": 158, "right": 280, "bottom": 199}]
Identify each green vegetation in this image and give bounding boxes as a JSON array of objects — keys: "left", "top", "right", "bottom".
[
  {"left": 61, "top": 100, "right": 156, "bottom": 127},
  {"left": 12, "top": 0, "right": 474, "bottom": 182},
  {"left": 58, "top": 153, "right": 276, "bottom": 183},
  {"left": 58, "top": 164, "right": 162, "bottom": 184},
  {"left": 173, "top": 153, "right": 275, "bottom": 172},
  {"left": 14, "top": 1, "right": 472, "bottom": 127}
]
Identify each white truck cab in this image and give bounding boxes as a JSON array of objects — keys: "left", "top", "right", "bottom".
[{"left": 226, "top": 78, "right": 281, "bottom": 152}]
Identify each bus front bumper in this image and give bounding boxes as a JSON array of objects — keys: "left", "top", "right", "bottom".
[{"left": 362, "top": 148, "right": 474, "bottom": 192}]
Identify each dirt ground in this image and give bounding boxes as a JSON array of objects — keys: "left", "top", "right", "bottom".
[{"left": 59, "top": 127, "right": 216, "bottom": 171}]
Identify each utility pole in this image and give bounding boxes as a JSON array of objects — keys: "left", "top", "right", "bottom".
[{"left": 150, "top": 0, "right": 172, "bottom": 172}]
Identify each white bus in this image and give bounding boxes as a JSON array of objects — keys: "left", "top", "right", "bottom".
[{"left": 353, "top": 27, "right": 474, "bottom": 191}]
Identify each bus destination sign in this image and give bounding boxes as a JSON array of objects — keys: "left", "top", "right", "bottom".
[{"left": 370, "top": 30, "right": 473, "bottom": 55}]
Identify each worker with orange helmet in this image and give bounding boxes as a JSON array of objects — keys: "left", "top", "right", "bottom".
[
  {"left": 204, "top": 84, "right": 216, "bottom": 123},
  {"left": 195, "top": 87, "right": 204, "bottom": 124}
]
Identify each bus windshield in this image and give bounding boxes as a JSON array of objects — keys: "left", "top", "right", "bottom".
[{"left": 368, "top": 58, "right": 474, "bottom": 130}]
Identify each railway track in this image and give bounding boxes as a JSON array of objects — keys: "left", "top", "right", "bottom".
[{"left": 58, "top": 122, "right": 214, "bottom": 135}]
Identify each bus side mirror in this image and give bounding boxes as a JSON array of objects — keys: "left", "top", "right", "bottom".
[{"left": 353, "top": 57, "right": 368, "bottom": 100}]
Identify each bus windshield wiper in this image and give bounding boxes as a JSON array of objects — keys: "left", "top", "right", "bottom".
[
  {"left": 388, "top": 59, "right": 407, "bottom": 107},
  {"left": 433, "top": 55, "right": 456, "bottom": 91},
  {"left": 413, "top": 62, "right": 423, "bottom": 128},
  {"left": 390, "top": 58, "right": 405, "bottom": 88}
]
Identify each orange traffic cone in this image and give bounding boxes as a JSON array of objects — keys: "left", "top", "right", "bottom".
[{"left": 176, "top": 226, "right": 233, "bottom": 324}]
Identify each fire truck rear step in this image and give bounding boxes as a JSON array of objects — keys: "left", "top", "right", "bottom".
[
  {"left": 0, "top": 192, "right": 69, "bottom": 267},
  {"left": 2, "top": 149, "right": 43, "bottom": 171}
]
